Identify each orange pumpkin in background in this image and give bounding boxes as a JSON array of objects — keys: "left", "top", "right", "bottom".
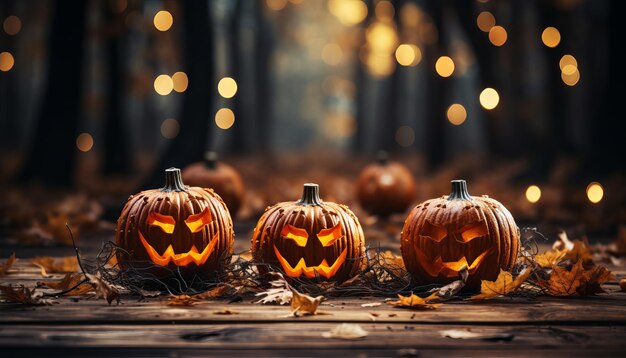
[
  {"left": 251, "top": 183, "right": 365, "bottom": 282},
  {"left": 356, "top": 151, "right": 416, "bottom": 216},
  {"left": 116, "top": 168, "right": 233, "bottom": 279},
  {"left": 400, "top": 180, "right": 520, "bottom": 288},
  {"left": 182, "top": 152, "right": 245, "bottom": 217}
]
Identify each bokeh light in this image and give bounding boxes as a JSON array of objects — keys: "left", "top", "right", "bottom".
[
  {"left": 153, "top": 74, "right": 173, "bottom": 95},
  {"left": 3, "top": 15, "right": 21, "bottom": 35},
  {"left": 395, "top": 126, "right": 415, "bottom": 147},
  {"left": 0, "top": 52, "right": 14, "bottom": 72},
  {"left": 328, "top": 0, "right": 368, "bottom": 26},
  {"left": 435, "top": 56, "right": 455, "bottom": 77},
  {"left": 525, "top": 185, "right": 541, "bottom": 203},
  {"left": 446, "top": 104, "right": 467, "bottom": 125},
  {"left": 171, "top": 71, "right": 188, "bottom": 93},
  {"left": 488, "top": 26, "right": 507, "bottom": 46},
  {"left": 153, "top": 10, "right": 173, "bottom": 31},
  {"left": 218, "top": 77, "right": 238, "bottom": 98},
  {"left": 215, "top": 108, "right": 235, "bottom": 129},
  {"left": 323, "top": 113, "right": 357, "bottom": 139},
  {"left": 321, "top": 43, "right": 343, "bottom": 66},
  {"left": 160, "top": 118, "right": 180, "bottom": 139},
  {"left": 479, "top": 88, "right": 499, "bottom": 110},
  {"left": 561, "top": 68, "right": 580, "bottom": 86},
  {"left": 266, "top": 0, "right": 288, "bottom": 11},
  {"left": 395, "top": 44, "right": 421, "bottom": 66},
  {"left": 541, "top": 27, "right": 561, "bottom": 48},
  {"left": 476, "top": 11, "right": 495, "bottom": 32},
  {"left": 375, "top": 1, "right": 395, "bottom": 22},
  {"left": 586, "top": 182, "right": 604, "bottom": 204},
  {"left": 559, "top": 54, "right": 577, "bottom": 70},
  {"left": 76, "top": 133, "right": 94, "bottom": 152}
]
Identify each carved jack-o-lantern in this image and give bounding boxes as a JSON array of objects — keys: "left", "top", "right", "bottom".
[
  {"left": 182, "top": 152, "right": 245, "bottom": 217},
  {"left": 400, "top": 180, "right": 520, "bottom": 288},
  {"left": 116, "top": 168, "right": 233, "bottom": 278},
  {"left": 251, "top": 183, "right": 365, "bottom": 282},
  {"left": 356, "top": 151, "right": 416, "bottom": 216}
]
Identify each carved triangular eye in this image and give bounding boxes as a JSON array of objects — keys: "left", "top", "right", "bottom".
[
  {"left": 455, "top": 222, "right": 488, "bottom": 243},
  {"left": 419, "top": 221, "right": 447, "bottom": 242},
  {"left": 317, "top": 222, "right": 342, "bottom": 247},
  {"left": 185, "top": 207, "right": 213, "bottom": 233},
  {"left": 147, "top": 212, "right": 176, "bottom": 234},
  {"left": 281, "top": 224, "right": 309, "bottom": 247}
]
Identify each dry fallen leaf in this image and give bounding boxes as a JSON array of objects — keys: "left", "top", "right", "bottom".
[
  {"left": 576, "top": 265, "right": 614, "bottom": 296},
  {"left": 31, "top": 256, "right": 79, "bottom": 275},
  {"left": 0, "top": 253, "right": 16, "bottom": 277},
  {"left": 565, "top": 241, "right": 595, "bottom": 269},
  {"left": 0, "top": 285, "right": 54, "bottom": 305},
  {"left": 387, "top": 294, "right": 441, "bottom": 309},
  {"left": 469, "top": 269, "right": 531, "bottom": 300},
  {"left": 322, "top": 323, "right": 368, "bottom": 340},
  {"left": 539, "top": 260, "right": 585, "bottom": 296},
  {"left": 553, "top": 231, "right": 574, "bottom": 251},
  {"left": 213, "top": 309, "right": 238, "bottom": 315},
  {"left": 196, "top": 284, "right": 235, "bottom": 300},
  {"left": 167, "top": 294, "right": 197, "bottom": 306},
  {"left": 290, "top": 288, "right": 324, "bottom": 316},
  {"left": 254, "top": 275, "right": 293, "bottom": 305},
  {"left": 39, "top": 273, "right": 93, "bottom": 296},
  {"left": 361, "top": 302, "right": 381, "bottom": 308},
  {"left": 86, "top": 273, "right": 119, "bottom": 304},
  {"left": 534, "top": 249, "right": 567, "bottom": 268}
]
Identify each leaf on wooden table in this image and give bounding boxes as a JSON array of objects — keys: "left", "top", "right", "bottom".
[
  {"left": 0, "top": 285, "right": 54, "bottom": 305},
  {"left": 387, "top": 294, "right": 441, "bottom": 309},
  {"left": 538, "top": 260, "right": 585, "bottom": 296},
  {"left": 86, "top": 273, "right": 119, "bottom": 304},
  {"left": 534, "top": 249, "right": 567, "bottom": 268},
  {"left": 39, "top": 273, "right": 93, "bottom": 296},
  {"left": 553, "top": 231, "right": 574, "bottom": 251},
  {"left": 469, "top": 269, "right": 531, "bottom": 300},
  {"left": 576, "top": 265, "right": 614, "bottom": 296},
  {"left": 254, "top": 274, "right": 292, "bottom": 305},
  {"left": 360, "top": 302, "right": 381, "bottom": 307},
  {"left": 31, "top": 256, "right": 79, "bottom": 275},
  {"left": 167, "top": 294, "right": 197, "bottom": 306},
  {"left": 322, "top": 323, "right": 368, "bottom": 340},
  {"left": 565, "top": 241, "right": 595, "bottom": 269},
  {"left": 213, "top": 309, "right": 238, "bottom": 315},
  {"left": 289, "top": 288, "right": 324, "bottom": 316},
  {"left": 195, "top": 284, "right": 235, "bottom": 300},
  {"left": 0, "top": 253, "right": 16, "bottom": 277}
]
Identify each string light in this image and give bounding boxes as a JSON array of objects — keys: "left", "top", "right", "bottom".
[
  {"left": 154, "top": 74, "right": 173, "bottom": 95},
  {"left": 171, "top": 71, "right": 188, "bottom": 92},
  {"left": 446, "top": 104, "right": 467, "bottom": 125},
  {"left": 395, "top": 44, "right": 421, "bottom": 66},
  {"left": 476, "top": 11, "right": 495, "bottom": 32},
  {"left": 525, "top": 185, "right": 541, "bottom": 203},
  {"left": 153, "top": 10, "right": 173, "bottom": 31},
  {"left": 479, "top": 88, "right": 499, "bottom": 110},
  {"left": 3, "top": 15, "right": 21, "bottom": 35},
  {"left": 0, "top": 52, "right": 14, "bottom": 72},
  {"left": 215, "top": 108, "right": 235, "bottom": 129},
  {"left": 435, "top": 56, "right": 455, "bottom": 77},
  {"left": 76, "top": 133, "right": 94, "bottom": 152},
  {"left": 488, "top": 26, "right": 507, "bottom": 46},
  {"left": 160, "top": 119, "right": 180, "bottom": 139},
  {"left": 217, "top": 77, "right": 238, "bottom": 98},
  {"left": 541, "top": 27, "right": 561, "bottom": 48},
  {"left": 586, "top": 182, "right": 603, "bottom": 204}
]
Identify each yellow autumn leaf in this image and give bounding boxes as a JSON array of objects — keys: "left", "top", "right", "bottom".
[
  {"left": 387, "top": 293, "right": 441, "bottom": 309},
  {"left": 534, "top": 249, "right": 567, "bottom": 268},
  {"left": 469, "top": 269, "right": 530, "bottom": 300},
  {"left": 539, "top": 260, "right": 585, "bottom": 296}
]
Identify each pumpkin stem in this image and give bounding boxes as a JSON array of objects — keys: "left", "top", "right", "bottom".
[
  {"left": 297, "top": 183, "right": 323, "bottom": 206},
  {"left": 448, "top": 180, "right": 472, "bottom": 200},
  {"left": 204, "top": 151, "right": 218, "bottom": 169},
  {"left": 376, "top": 150, "right": 389, "bottom": 165},
  {"left": 162, "top": 167, "right": 187, "bottom": 192}
]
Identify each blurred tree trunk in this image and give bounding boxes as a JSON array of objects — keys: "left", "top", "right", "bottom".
[
  {"left": 19, "top": 0, "right": 86, "bottom": 186},
  {"left": 254, "top": 3, "right": 273, "bottom": 153},
  {"left": 102, "top": 0, "right": 131, "bottom": 175},
  {"left": 145, "top": 0, "right": 214, "bottom": 186}
]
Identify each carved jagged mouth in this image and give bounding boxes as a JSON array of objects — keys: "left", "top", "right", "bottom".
[
  {"left": 414, "top": 247, "right": 493, "bottom": 278},
  {"left": 138, "top": 231, "right": 218, "bottom": 267},
  {"left": 273, "top": 245, "right": 347, "bottom": 279}
]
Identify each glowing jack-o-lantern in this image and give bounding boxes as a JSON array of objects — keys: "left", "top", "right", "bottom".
[
  {"left": 400, "top": 180, "right": 520, "bottom": 288},
  {"left": 116, "top": 168, "right": 233, "bottom": 278},
  {"left": 251, "top": 183, "right": 365, "bottom": 282}
]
